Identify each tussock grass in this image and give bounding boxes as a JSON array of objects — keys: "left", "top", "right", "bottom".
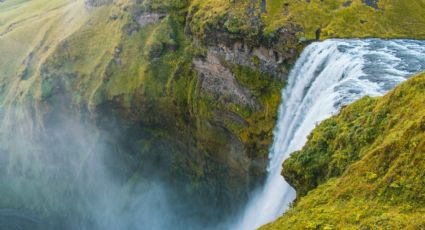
[{"left": 263, "top": 72, "right": 425, "bottom": 229}]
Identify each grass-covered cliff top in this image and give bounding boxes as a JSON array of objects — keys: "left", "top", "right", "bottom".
[
  {"left": 263, "top": 72, "right": 425, "bottom": 229},
  {"left": 2, "top": 0, "right": 425, "bottom": 226},
  {"left": 3, "top": 0, "right": 425, "bottom": 101},
  {"left": 3, "top": 0, "right": 425, "bottom": 105},
  {"left": 188, "top": 0, "right": 425, "bottom": 42}
]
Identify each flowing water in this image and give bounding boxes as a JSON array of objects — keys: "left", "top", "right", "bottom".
[
  {"left": 2, "top": 39, "right": 425, "bottom": 230},
  {"left": 237, "top": 39, "right": 425, "bottom": 229}
]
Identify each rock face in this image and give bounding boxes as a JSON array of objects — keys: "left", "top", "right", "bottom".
[
  {"left": 85, "top": 0, "right": 112, "bottom": 7},
  {"left": 136, "top": 13, "right": 166, "bottom": 27},
  {"left": 2, "top": 0, "right": 424, "bottom": 228},
  {"left": 208, "top": 43, "right": 287, "bottom": 79},
  {"left": 194, "top": 52, "right": 258, "bottom": 109},
  {"left": 0, "top": 0, "right": 289, "bottom": 226}
]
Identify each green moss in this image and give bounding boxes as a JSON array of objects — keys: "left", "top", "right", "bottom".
[
  {"left": 144, "top": 16, "right": 178, "bottom": 59},
  {"left": 263, "top": 72, "right": 425, "bottom": 229},
  {"left": 35, "top": 1, "right": 268, "bottom": 220},
  {"left": 142, "top": 0, "right": 188, "bottom": 12},
  {"left": 187, "top": 0, "right": 425, "bottom": 44},
  {"left": 229, "top": 65, "right": 284, "bottom": 159},
  {"left": 3, "top": 0, "right": 425, "bottom": 225}
]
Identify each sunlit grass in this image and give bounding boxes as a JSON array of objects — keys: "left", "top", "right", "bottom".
[
  {"left": 263, "top": 72, "right": 425, "bottom": 229},
  {"left": 188, "top": 0, "right": 425, "bottom": 41},
  {"left": 0, "top": 0, "right": 92, "bottom": 104}
]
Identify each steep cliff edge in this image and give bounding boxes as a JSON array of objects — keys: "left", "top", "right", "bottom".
[
  {"left": 0, "top": 0, "right": 289, "bottom": 225},
  {"left": 263, "top": 72, "right": 425, "bottom": 229},
  {"left": 1, "top": 0, "right": 425, "bottom": 227}
]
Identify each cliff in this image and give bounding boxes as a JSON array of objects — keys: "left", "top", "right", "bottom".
[
  {"left": 1, "top": 0, "right": 424, "bottom": 227},
  {"left": 264, "top": 72, "right": 425, "bottom": 229},
  {"left": 0, "top": 0, "right": 290, "bottom": 224}
]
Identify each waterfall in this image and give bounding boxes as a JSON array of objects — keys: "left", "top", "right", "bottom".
[{"left": 237, "top": 39, "right": 425, "bottom": 229}]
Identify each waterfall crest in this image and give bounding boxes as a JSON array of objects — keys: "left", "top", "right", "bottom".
[{"left": 237, "top": 39, "right": 425, "bottom": 229}]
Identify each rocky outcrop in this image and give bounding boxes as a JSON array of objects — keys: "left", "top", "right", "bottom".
[
  {"left": 362, "top": 0, "right": 380, "bottom": 9},
  {"left": 208, "top": 42, "right": 289, "bottom": 79},
  {"left": 136, "top": 13, "right": 166, "bottom": 27},
  {"left": 194, "top": 52, "right": 258, "bottom": 109},
  {"left": 85, "top": 0, "right": 112, "bottom": 7},
  {"left": 3, "top": 0, "right": 425, "bottom": 229}
]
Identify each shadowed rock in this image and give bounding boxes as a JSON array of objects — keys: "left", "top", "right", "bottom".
[{"left": 362, "top": 0, "right": 379, "bottom": 9}]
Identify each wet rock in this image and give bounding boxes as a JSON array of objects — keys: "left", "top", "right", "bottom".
[{"left": 315, "top": 28, "right": 321, "bottom": 40}]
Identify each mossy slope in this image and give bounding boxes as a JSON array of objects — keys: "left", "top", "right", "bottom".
[
  {"left": 263, "top": 72, "right": 425, "bottom": 229},
  {"left": 2, "top": 0, "right": 425, "bottom": 226},
  {"left": 0, "top": 0, "right": 283, "bottom": 224},
  {"left": 188, "top": 0, "right": 425, "bottom": 43}
]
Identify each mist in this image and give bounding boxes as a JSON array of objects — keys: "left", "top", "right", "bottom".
[{"left": 0, "top": 103, "right": 226, "bottom": 230}]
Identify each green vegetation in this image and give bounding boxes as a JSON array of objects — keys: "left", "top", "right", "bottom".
[
  {"left": 263, "top": 72, "right": 425, "bottom": 229},
  {"left": 0, "top": 0, "right": 91, "bottom": 103},
  {"left": 229, "top": 65, "right": 284, "bottom": 159},
  {"left": 264, "top": 0, "right": 425, "bottom": 39},
  {"left": 1, "top": 0, "right": 425, "bottom": 226},
  {"left": 188, "top": 0, "right": 425, "bottom": 42},
  {"left": 187, "top": 0, "right": 264, "bottom": 44},
  {"left": 0, "top": 0, "right": 284, "bottom": 221}
]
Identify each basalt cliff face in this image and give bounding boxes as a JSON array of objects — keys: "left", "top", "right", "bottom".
[{"left": 1, "top": 0, "right": 425, "bottom": 228}]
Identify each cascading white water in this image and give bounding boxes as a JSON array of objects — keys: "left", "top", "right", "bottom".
[{"left": 237, "top": 39, "right": 425, "bottom": 229}]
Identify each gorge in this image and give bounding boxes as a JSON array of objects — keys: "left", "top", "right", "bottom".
[
  {"left": 1, "top": 0, "right": 425, "bottom": 229},
  {"left": 237, "top": 39, "right": 425, "bottom": 229}
]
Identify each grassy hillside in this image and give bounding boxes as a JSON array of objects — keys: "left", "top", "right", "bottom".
[
  {"left": 188, "top": 0, "right": 425, "bottom": 43},
  {"left": 264, "top": 0, "right": 425, "bottom": 39},
  {"left": 263, "top": 72, "right": 425, "bottom": 229},
  {"left": 1, "top": 0, "right": 425, "bottom": 226},
  {"left": 0, "top": 0, "right": 283, "bottom": 223}
]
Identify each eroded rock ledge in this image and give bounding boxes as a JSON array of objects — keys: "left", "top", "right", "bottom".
[
  {"left": 194, "top": 52, "right": 258, "bottom": 109},
  {"left": 209, "top": 42, "right": 289, "bottom": 79},
  {"left": 136, "top": 13, "right": 166, "bottom": 27}
]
